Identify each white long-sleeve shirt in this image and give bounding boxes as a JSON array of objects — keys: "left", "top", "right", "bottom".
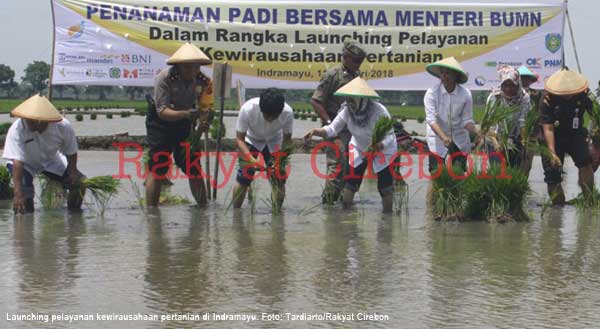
[
  {"left": 323, "top": 101, "right": 397, "bottom": 173},
  {"left": 424, "top": 82, "right": 474, "bottom": 158},
  {"left": 2, "top": 118, "right": 78, "bottom": 176}
]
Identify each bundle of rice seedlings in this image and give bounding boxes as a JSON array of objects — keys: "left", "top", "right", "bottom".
[
  {"left": 81, "top": 176, "right": 120, "bottom": 214},
  {"left": 0, "top": 166, "right": 14, "bottom": 200},
  {"left": 371, "top": 116, "right": 395, "bottom": 150},
  {"left": 269, "top": 143, "right": 294, "bottom": 214},
  {"left": 463, "top": 164, "right": 530, "bottom": 222},
  {"left": 430, "top": 164, "right": 467, "bottom": 221},
  {"left": 477, "top": 98, "right": 520, "bottom": 154},
  {"left": 38, "top": 175, "right": 65, "bottom": 209},
  {"left": 588, "top": 97, "right": 600, "bottom": 147},
  {"left": 571, "top": 188, "right": 600, "bottom": 211}
]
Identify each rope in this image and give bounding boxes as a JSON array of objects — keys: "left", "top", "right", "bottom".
[{"left": 566, "top": 5, "right": 583, "bottom": 73}]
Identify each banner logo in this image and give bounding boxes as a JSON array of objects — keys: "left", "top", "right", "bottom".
[
  {"left": 545, "top": 33, "right": 562, "bottom": 53},
  {"left": 67, "top": 21, "right": 85, "bottom": 39},
  {"left": 109, "top": 68, "right": 121, "bottom": 78}
]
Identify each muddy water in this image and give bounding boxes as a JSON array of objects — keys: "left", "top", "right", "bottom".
[{"left": 1, "top": 152, "right": 599, "bottom": 328}]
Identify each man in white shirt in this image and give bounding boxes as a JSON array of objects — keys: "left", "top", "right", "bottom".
[
  {"left": 2, "top": 95, "right": 85, "bottom": 213},
  {"left": 232, "top": 88, "right": 294, "bottom": 209}
]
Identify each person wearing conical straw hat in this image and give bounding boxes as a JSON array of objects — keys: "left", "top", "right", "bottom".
[
  {"left": 518, "top": 65, "right": 543, "bottom": 177},
  {"left": 304, "top": 77, "right": 398, "bottom": 213},
  {"left": 311, "top": 39, "right": 366, "bottom": 205},
  {"left": 424, "top": 57, "right": 479, "bottom": 174},
  {"left": 145, "top": 42, "right": 213, "bottom": 207},
  {"left": 2, "top": 94, "right": 85, "bottom": 213},
  {"left": 540, "top": 68, "right": 594, "bottom": 205}
]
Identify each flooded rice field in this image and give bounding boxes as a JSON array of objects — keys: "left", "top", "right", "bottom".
[{"left": 1, "top": 151, "right": 600, "bottom": 328}]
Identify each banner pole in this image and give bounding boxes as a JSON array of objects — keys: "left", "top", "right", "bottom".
[
  {"left": 212, "top": 63, "right": 228, "bottom": 200},
  {"left": 565, "top": 1, "right": 582, "bottom": 72},
  {"left": 48, "top": 0, "right": 57, "bottom": 100}
]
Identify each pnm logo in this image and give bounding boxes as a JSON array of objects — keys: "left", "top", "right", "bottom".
[{"left": 545, "top": 33, "right": 562, "bottom": 54}]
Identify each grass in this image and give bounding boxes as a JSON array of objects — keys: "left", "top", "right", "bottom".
[
  {"left": 0, "top": 166, "right": 13, "bottom": 199},
  {"left": 0, "top": 122, "right": 10, "bottom": 135}
]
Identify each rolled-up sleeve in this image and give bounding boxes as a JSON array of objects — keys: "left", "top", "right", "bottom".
[
  {"left": 283, "top": 111, "right": 293, "bottom": 135},
  {"left": 2, "top": 122, "right": 25, "bottom": 162},
  {"left": 154, "top": 75, "right": 171, "bottom": 113},
  {"left": 324, "top": 108, "right": 347, "bottom": 138},
  {"left": 462, "top": 89, "right": 475, "bottom": 127},
  {"left": 60, "top": 121, "right": 78, "bottom": 155},
  {"left": 424, "top": 88, "right": 437, "bottom": 126},
  {"left": 235, "top": 107, "right": 249, "bottom": 134}
]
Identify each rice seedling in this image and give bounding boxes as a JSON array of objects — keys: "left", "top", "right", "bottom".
[
  {"left": 38, "top": 175, "right": 65, "bottom": 209},
  {"left": 571, "top": 188, "right": 600, "bottom": 211},
  {"left": 463, "top": 164, "right": 530, "bottom": 222},
  {"left": 269, "top": 144, "right": 293, "bottom": 214},
  {"left": 417, "top": 116, "right": 425, "bottom": 123},
  {"left": 75, "top": 114, "right": 84, "bottom": 121},
  {"left": 90, "top": 113, "right": 97, "bottom": 120},
  {"left": 0, "top": 166, "right": 12, "bottom": 200},
  {"left": 588, "top": 97, "right": 600, "bottom": 147},
  {"left": 476, "top": 98, "right": 520, "bottom": 156},
  {"left": 128, "top": 177, "right": 145, "bottom": 211},
  {"left": 81, "top": 176, "right": 120, "bottom": 215},
  {"left": 430, "top": 164, "right": 466, "bottom": 221},
  {"left": 106, "top": 113, "right": 113, "bottom": 119},
  {"left": 371, "top": 116, "right": 395, "bottom": 150},
  {"left": 209, "top": 116, "right": 226, "bottom": 140}
]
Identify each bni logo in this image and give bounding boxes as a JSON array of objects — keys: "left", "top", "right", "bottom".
[{"left": 121, "top": 54, "right": 152, "bottom": 64}]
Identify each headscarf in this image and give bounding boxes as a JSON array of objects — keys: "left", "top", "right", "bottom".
[
  {"left": 344, "top": 97, "right": 371, "bottom": 128},
  {"left": 492, "top": 65, "right": 526, "bottom": 106}
]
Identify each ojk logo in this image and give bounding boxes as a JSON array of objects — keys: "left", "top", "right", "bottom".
[
  {"left": 545, "top": 33, "right": 562, "bottom": 54},
  {"left": 526, "top": 58, "right": 542, "bottom": 69}
]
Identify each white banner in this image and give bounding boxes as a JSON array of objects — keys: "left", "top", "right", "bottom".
[{"left": 51, "top": 0, "right": 566, "bottom": 90}]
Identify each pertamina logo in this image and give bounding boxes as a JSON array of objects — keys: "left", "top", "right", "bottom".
[
  {"left": 123, "top": 69, "right": 139, "bottom": 79},
  {"left": 545, "top": 33, "right": 562, "bottom": 53}
]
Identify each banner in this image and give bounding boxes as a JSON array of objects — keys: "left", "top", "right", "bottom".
[{"left": 51, "top": 0, "right": 565, "bottom": 90}]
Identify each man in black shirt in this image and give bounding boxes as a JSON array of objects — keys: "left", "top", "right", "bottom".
[{"left": 540, "top": 68, "right": 594, "bottom": 205}]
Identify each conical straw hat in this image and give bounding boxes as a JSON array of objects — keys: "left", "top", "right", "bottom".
[
  {"left": 333, "top": 77, "right": 380, "bottom": 99},
  {"left": 544, "top": 68, "right": 588, "bottom": 95},
  {"left": 517, "top": 66, "right": 537, "bottom": 81},
  {"left": 426, "top": 57, "right": 469, "bottom": 84},
  {"left": 167, "top": 42, "right": 212, "bottom": 65},
  {"left": 11, "top": 94, "right": 62, "bottom": 122}
]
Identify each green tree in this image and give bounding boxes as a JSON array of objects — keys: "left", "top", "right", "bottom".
[
  {"left": 85, "top": 86, "right": 114, "bottom": 100},
  {"left": 22, "top": 61, "right": 50, "bottom": 93},
  {"left": 124, "top": 86, "right": 145, "bottom": 100},
  {"left": 0, "top": 64, "right": 17, "bottom": 98}
]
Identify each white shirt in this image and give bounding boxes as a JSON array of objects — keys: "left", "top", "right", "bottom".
[
  {"left": 324, "top": 101, "right": 398, "bottom": 173},
  {"left": 424, "top": 82, "right": 474, "bottom": 158},
  {"left": 2, "top": 118, "right": 78, "bottom": 176},
  {"left": 235, "top": 97, "right": 294, "bottom": 152}
]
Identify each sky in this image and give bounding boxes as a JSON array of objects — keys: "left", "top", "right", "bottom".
[{"left": 0, "top": 0, "right": 597, "bottom": 87}]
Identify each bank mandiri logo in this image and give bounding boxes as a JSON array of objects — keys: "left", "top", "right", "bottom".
[{"left": 545, "top": 33, "right": 562, "bottom": 54}]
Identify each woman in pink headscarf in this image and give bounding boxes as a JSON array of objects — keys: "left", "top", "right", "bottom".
[{"left": 485, "top": 65, "right": 531, "bottom": 168}]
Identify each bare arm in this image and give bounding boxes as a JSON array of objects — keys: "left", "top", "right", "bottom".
[
  {"left": 310, "top": 99, "right": 331, "bottom": 123},
  {"left": 543, "top": 124, "right": 556, "bottom": 153}
]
